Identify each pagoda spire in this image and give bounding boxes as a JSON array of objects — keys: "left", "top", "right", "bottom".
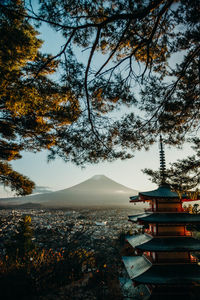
[{"left": 159, "top": 135, "right": 167, "bottom": 185}]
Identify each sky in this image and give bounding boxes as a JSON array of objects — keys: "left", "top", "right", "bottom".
[
  {"left": 4, "top": 142, "right": 192, "bottom": 197},
  {"left": 0, "top": 11, "right": 195, "bottom": 198}
]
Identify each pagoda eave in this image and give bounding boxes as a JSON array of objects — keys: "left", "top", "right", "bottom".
[
  {"left": 126, "top": 234, "right": 200, "bottom": 252},
  {"left": 133, "top": 185, "right": 180, "bottom": 200},
  {"left": 129, "top": 213, "right": 200, "bottom": 224},
  {"left": 123, "top": 256, "right": 200, "bottom": 286},
  {"left": 182, "top": 198, "right": 200, "bottom": 202},
  {"left": 133, "top": 264, "right": 200, "bottom": 285}
]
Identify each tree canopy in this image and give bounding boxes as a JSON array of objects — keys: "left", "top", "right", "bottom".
[
  {"left": 0, "top": 0, "right": 199, "bottom": 194},
  {"left": 31, "top": 0, "right": 199, "bottom": 144},
  {"left": 0, "top": 0, "right": 80, "bottom": 195},
  {"left": 29, "top": 0, "right": 199, "bottom": 146}
]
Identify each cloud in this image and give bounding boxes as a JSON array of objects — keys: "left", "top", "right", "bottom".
[{"left": 32, "top": 186, "right": 53, "bottom": 194}]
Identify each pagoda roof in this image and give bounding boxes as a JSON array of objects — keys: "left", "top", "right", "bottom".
[
  {"left": 126, "top": 233, "right": 152, "bottom": 248},
  {"left": 119, "top": 277, "right": 151, "bottom": 300},
  {"left": 123, "top": 256, "right": 200, "bottom": 285},
  {"left": 129, "top": 212, "right": 200, "bottom": 224},
  {"left": 130, "top": 184, "right": 180, "bottom": 202},
  {"left": 123, "top": 256, "right": 151, "bottom": 279},
  {"left": 128, "top": 212, "right": 148, "bottom": 222},
  {"left": 140, "top": 184, "right": 179, "bottom": 198},
  {"left": 129, "top": 184, "right": 199, "bottom": 202},
  {"left": 129, "top": 212, "right": 150, "bottom": 222},
  {"left": 126, "top": 234, "right": 200, "bottom": 252}
]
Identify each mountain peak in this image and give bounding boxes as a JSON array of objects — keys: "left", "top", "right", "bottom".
[
  {"left": 67, "top": 174, "right": 137, "bottom": 194},
  {"left": 91, "top": 175, "right": 107, "bottom": 180}
]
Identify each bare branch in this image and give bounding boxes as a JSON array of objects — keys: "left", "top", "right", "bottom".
[
  {"left": 95, "top": 20, "right": 131, "bottom": 76},
  {"left": 34, "top": 29, "right": 76, "bottom": 78},
  {"left": 141, "top": 0, "right": 174, "bottom": 80}
]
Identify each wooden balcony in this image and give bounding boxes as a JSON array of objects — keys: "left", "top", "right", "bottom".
[
  {"left": 145, "top": 207, "right": 185, "bottom": 213},
  {"left": 143, "top": 254, "right": 198, "bottom": 264},
  {"left": 190, "top": 255, "right": 198, "bottom": 263},
  {"left": 145, "top": 229, "right": 192, "bottom": 237},
  {"left": 157, "top": 257, "right": 198, "bottom": 264}
]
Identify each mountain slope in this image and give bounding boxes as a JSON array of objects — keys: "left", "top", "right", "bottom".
[
  {"left": 0, "top": 175, "right": 138, "bottom": 208},
  {"left": 59, "top": 175, "right": 136, "bottom": 193}
]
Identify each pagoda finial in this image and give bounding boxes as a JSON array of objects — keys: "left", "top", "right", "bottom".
[{"left": 159, "top": 135, "right": 167, "bottom": 185}]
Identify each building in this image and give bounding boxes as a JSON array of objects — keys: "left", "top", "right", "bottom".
[{"left": 123, "top": 138, "right": 200, "bottom": 299}]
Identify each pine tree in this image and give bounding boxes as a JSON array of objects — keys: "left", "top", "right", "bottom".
[
  {"left": 6, "top": 215, "right": 35, "bottom": 259},
  {"left": 143, "top": 139, "right": 200, "bottom": 194},
  {"left": 32, "top": 0, "right": 199, "bottom": 147},
  {"left": 0, "top": 1, "right": 81, "bottom": 195},
  {"left": 0, "top": 0, "right": 199, "bottom": 195},
  {"left": 15, "top": 215, "right": 35, "bottom": 258}
]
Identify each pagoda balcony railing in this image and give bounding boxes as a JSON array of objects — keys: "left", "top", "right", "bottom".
[
  {"left": 190, "top": 255, "right": 198, "bottom": 263},
  {"left": 156, "top": 258, "right": 198, "bottom": 264},
  {"left": 145, "top": 208, "right": 185, "bottom": 213},
  {"left": 144, "top": 208, "right": 153, "bottom": 212},
  {"left": 145, "top": 230, "right": 192, "bottom": 236},
  {"left": 143, "top": 254, "right": 198, "bottom": 264}
]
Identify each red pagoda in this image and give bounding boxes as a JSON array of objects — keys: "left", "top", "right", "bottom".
[{"left": 123, "top": 138, "right": 200, "bottom": 299}]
